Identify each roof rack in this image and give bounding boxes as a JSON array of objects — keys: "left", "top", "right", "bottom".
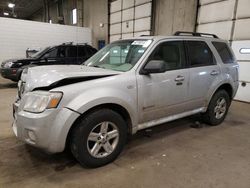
[
  {"left": 61, "top": 42, "right": 73, "bottom": 45},
  {"left": 77, "top": 43, "right": 88, "bottom": 45},
  {"left": 174, "top": 31, "right": 219, "bottom": 38}
]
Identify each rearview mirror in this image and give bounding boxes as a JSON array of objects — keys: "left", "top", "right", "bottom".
[{"left": 140, "top": 60, "right": 166, "bottom": 75}]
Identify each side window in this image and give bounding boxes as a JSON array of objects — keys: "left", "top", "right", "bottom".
[
  {"left": 90, "top": 48, "right": 97, "bottom": 54},
  {"left": 186, "top": 41, "right": 215, "bottom": 67},
  {"left": 58, "top": 46, "right": 66, "bottom": 57},
  {"left": 78, "top": 46, "right": 87, "bottom": 57},
  {"left": 212, "top": 42, "right": 234, "bottom": 64},
  {"left": 65, "top": 46, "right": 77, "bottom": 57},
  {"left": 86, "top": 47, "right": 97, "bottom": 55},
  {"left": 43, "top": 48, "right": 58, "bottom": 58},
  {"left": 148, "top": 41, "right": 185, "bottom": 70}
]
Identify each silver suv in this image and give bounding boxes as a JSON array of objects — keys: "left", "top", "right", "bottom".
[{"left": 13, "top": 32, "right": 239, "bottom": 167}]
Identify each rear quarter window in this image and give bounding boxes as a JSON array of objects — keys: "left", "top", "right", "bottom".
[
  {"left": 78, "top": 46, "right": 87, "bottom": 57},
  {"left": 86, "top": 47, "right": 97, "bottom": 55},
  {"left": 212, "top": 42, "right": 235, "bottom": 64}
]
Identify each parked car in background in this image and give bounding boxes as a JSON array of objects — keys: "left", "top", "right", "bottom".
[
  {"left": 0, "top": 43, "right": 97, "bottom": 82},
  {"left": 13, "top": 32, "right": 238, "bottom": 167}
]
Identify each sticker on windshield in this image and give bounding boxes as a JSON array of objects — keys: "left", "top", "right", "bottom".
[
  {"left": 143, "top": 40, "right": 152, "bottom": 48},
  {"left": 132, "top": 40, "right": 152, "bottom": 47},
  {"left": 132, "top": 41, "right": 146, "bottom": 46}
]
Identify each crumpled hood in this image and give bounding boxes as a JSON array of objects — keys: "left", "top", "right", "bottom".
[{"left": 22, "top": 65, "right": 120, "bottom": 91}]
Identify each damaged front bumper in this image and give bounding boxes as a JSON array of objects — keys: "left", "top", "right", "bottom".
[{"left": 12, "top": 100, "right": 80, "bottom": 153}]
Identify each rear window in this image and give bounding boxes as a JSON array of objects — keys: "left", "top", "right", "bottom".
[
  {"left": 78, "top": 46, "right": 86, "bottom": 57},
  {"left": 86, "top": 47, "right": 97, "bottom": 55},
  {"left": 212, "top": 42, "right": 234, "bottom": 64}
]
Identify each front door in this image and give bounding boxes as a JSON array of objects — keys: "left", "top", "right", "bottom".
[{"left": 137, "top": 40, "right": 189, "bottom": 123}]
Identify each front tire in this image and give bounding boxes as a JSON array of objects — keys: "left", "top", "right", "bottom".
[
  {"left": 202, "top": 90, "right": 230, "bottom": 126},
  {"left": 70, "top": 109, "right": 127, "bottom": 168}
]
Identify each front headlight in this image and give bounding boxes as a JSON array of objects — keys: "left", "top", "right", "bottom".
[
  {"left": 23, "top": 91, "right": 63, "bottom": 113},
  {"left": 4, "top": 61, "right": 13, "bottom": 68}
]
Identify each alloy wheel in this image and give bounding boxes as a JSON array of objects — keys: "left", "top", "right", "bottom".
[
  {"left": 87, "top": 121, "right": 119, "bottom": 158},
  {"left": 214, "top": 97, "right": 227, "bottom": 119}
]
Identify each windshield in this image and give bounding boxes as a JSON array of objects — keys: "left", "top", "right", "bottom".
[
  {"left": 84, "top": 39, "right": 152, "bottom": 72},
  {"left": 30, "top": 47, "right": 50, "bottom": 58}
]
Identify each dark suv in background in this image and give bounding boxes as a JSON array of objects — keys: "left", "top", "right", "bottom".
[{"left": 0, "top": 43, "right": 97, "bottom": 82}]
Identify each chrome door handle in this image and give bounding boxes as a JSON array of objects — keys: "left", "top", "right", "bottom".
[
  {"left": 175, "top": 75, "right": 185, "bottom": 82},
  {"left": 210, "top": 70, "right": 219, "bottom": 76}
]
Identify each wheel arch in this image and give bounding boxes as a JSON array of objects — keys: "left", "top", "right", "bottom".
[
  {"left": 65, "top": 103, "right": 133, "bottom": 151},
  {"left": 216, "top": 83, "right": 233, "bottom": 99},
  {"left": 207, "top": 83, "right": 233, "bottom": 106}
]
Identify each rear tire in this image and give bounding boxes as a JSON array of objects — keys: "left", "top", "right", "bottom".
[
  {"left": 202, "top": 90, "right": 230, "bottom": 126},
  {"left": 70, "top": 109, "right": 127, "bottom": 168}
]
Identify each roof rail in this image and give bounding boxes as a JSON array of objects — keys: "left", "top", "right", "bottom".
[
  {"left": 174, "top": 31, "right": 219, "bottom": 38},
  {"left": 77, "top": 43, "right": 88, "bottom": 45},
  {"left": 61, "top": 42, "right": 73, "bottom": 45}
]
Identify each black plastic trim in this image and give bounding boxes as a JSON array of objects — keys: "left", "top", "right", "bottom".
[{"left": 33, "top": 75, "right": 116, "bottom": 91}]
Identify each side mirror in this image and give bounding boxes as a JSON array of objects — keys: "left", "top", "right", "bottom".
[{"left": 140, "top": 60, "right": 166, "bottom": 75}]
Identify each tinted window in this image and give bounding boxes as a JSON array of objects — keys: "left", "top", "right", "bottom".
[
  {"left": 90, "top": 48, "right": 97, "bottom": 54},
  {"left": 78, "top": 46, "right": 86, "bottom": 57},
  {"left": 86, "top": 47, "right": 97, "bottom": 55},
  {"left": 44, "top": 48, "right": 58, "bottom": 58},
  {"left": 187, "top": 41, "right": 214, "bottom": 67},
  {"left": 148, "top": 41, "right": 185, "bottom": 70},
  {"left": 212, "top": 42, "right": 234, "bottom": 64},
  {"left": 58, "top": 46, "right": 66, "bottom": 57},
  {"left": 66, "top": 46, "right": 77, "bottom": 57}
]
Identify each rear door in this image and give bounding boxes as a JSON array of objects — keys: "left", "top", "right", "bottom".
[
  {"left": 137, "top": 40, "right": 189, "bottom": 123},
  {"left": 212, "top": 41, "right": 238, "bottom": 83},
  {"left": 185, "top": 40, "right": 221, "bottom": 109}
]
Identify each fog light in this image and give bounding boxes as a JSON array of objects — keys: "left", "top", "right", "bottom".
[{"left": 27, "top": 130, "right": 36, "bottom": 141}]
